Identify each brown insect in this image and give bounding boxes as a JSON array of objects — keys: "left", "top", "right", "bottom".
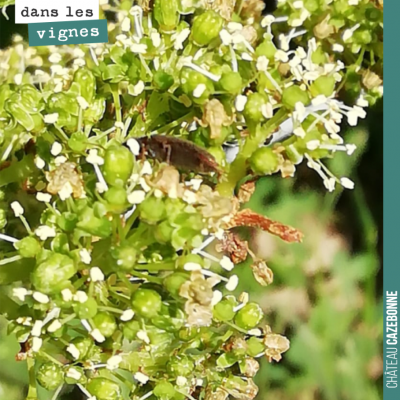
[{"left": 136, "top": 135, "right": 222, "bottom": 177}]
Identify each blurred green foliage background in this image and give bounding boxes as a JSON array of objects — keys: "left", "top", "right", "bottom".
[{"left": 0, "top": 7, "right": 383, "bottom": 400}]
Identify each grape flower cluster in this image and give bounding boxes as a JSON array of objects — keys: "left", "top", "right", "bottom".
[{"left": 0, "top": 1, "right": 383, "bottom": 400}]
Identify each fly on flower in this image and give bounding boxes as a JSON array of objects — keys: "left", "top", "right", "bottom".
[{"left": 136, "top": 135, "right": 223, "bottom": 177}]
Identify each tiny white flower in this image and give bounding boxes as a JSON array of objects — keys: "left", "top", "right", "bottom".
[
  {"left": 96, "top": 182, "right": 108, "bottom": 194},
  {"left": 256, "top": 56, "right": 269, "bottom": 72},
  {"left": 31, "top": 320, "right": 43, "bottom": 337},
  {"left": 44, "top": 113, "right": 59, "bottom": 124},
  {"left": 173, "top": 28, "right": 190, "bottom": 50},
  {"left": 120, "top": 309, "right": 135, "bottom": 321},
  {"left": 49, "top": 53, "right": 62, "bottom": 63},
  {"left": 140, "top": 160, "right": 153, "bottom": 175},
  {"left": 211, "top": 290, "right": 223, "bottom": 306},
  {"left": 182, "top": 190, "right": 197, "bottom": 204},
  {"left": 293, "top": 127, "right": 306, "bottom": 138},
  {"left": 61, "top": 289, "right": 73, "bottom": 302},
  {"left": 47, "top": 319, "right": 62, "bottom": 333},
  {"left": 14, "top": 73, "right": 23, "bottom": 85},
  {"left": 261, "top": 15, "right": 275, "bottom": 28},
  {"left": 32, "top": 337, "right": 43, "bottom": 352},
  {"left": 227, "top": 22, "right": 243, "bottom": 32},
  {"left": 77, "top": 96, "right": 89, "bottom": 110},
  {"left": 91, "top": 329, "right": 106, "bottom": 342},
  {"left": 306, "top": 140, "right": 320, "bottom": 151},
  {"left": 54, "top": 156, "right": 67, "bottom": 166},
  {"left": 332, "top": 44, "right": 344, "bottom": 53},
  {"left": 176, "top": 376, "right": 188, "bottom": 386},
  {"left": 127, "top": 138, "right": 141, "bottom": 156},
  {"left": 79, "top": 249, "right": 91, "bottom": 265},
  {"left": 137, "top": 330, "right": 150, "bottom": 344},
  {"left": 121, "top": 17, "right": 131, "bottom": 32},
  {"left": 66, "top": 367, "right": 82, "bottom": 380},
  {"left": 36, "top": 192, "right": 52, "bottom": 203},
  {"left": 67, "top": 344, "right": 80, "bottom": 359},
  {"left": 86, "top": 149, "right": 104, "bottom": 166},
  {"left": 184, "top": 262, "right": 202, "bottom": 271},
  {"left": 235, "top": 95, "right": 247, "bottom": 112},
  {"left": 140, "top": 177, "right": 151, "bottom": 192},
  {"left": 130, "top": 44, "right": 147, "bottom": 54},
  {"left": 107, "top": 355, "right": 123, "bottom": 370},
  {"left": 32, "top": 292, "right": 50, "bottom": 304},
  {"left": 11, "top": 201, "right": 24, "bottom": 217},
  {"left": 134, "top": 372, "right": 149, "bottom": 384},
  {"left": 340, "top": 177, "right": 355, "bottom": 189},
  {"left": 346, "top": 144, "right": 357, "bottom": 155},
  {"left": 193, "top": 84, "right": 206, "bottom": 98},
  {"left": 248, "top": 328, "right": 262, "bottom": 336},
  {"left": 356, "top": 95, "right": 369, "bottom": 108},
  {"left": 13, "top": 288, "right": 29, "bottom": 301},
  {"left": 275, "top": 50, "right": 289, "bottom": 63},
  {"left": 128, "top": 190, "right": 146, "bottom": 204},
  {"left": 35, "top": 225, "right": 56, "bottom": 241},
  {"left": 132, "top": 80, "right": 145, "bottom": 96},
  {"left": 293, "top": 0, "right": 303, "bottom": 8},
  {"left": 151, "top": 31, "right": 161, "bottom": 47},
  {"left": 74, "top": 291, "right": 88, "bottom": 303},
  {"left": 90, "top": 267, "right": 105, "bottom": 282},
  {"left": 51, "top": 142, "right": 62, "bottom": 156},
  {"left": 323, "top": 177, "right": 336, "bottom": 192},
  {"left": 34, "top": 156, "right": 46, "bottom": 169},
  {"left": 220, "top": 256, "right": 234, "bottom": 271},
  {"left": 226, "top": 275, "right": 239, "bottom": 291},
  {"left": 241, "top": 53, "right": 253, "bottom": 61},
  {"left": 219, "top": 29, "right": 232, "bottom": 46},
  {"left": 115, "top": 121, "right": 124, "bottom": 129},
  {"left": 261, "top": 103, "right": 273, "bottom": 119}
]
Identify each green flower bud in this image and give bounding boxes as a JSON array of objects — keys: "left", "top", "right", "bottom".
[
  {"left": 191, "top": 11, "right": 224, "bottom": 46},
  {"left": 154, "top": 381, "right": 176, "bottom": 400},
  {"left": 154, "top": 0, "right": 179, "bottom": 32},
  {"left": 246, "top": 337, "right": 265, "bottom": 357},
  {"left": 0, "top": 209, "right": 6, "bottom": 229},
  {"left": 163, "top": 272, "right": 189, "bottom": 297},
  {"left": 111, "top": 244, "right": 138, "bottom": 271},
  {"left": 76, "top": 207, "right": 112, "bottom": 238},
  {"left": 48, "top": 92, "right": 79, "bottom": 116},
  {"left": 353, "top": 29, "right": 373, "bottom": 45},
  {"left": 103, "top": 145, "right": 134, "bottom": 187},
  {"left": 68, "top": 131, "right": 87, "bottom": 153},
  {"left": 309, "top": 75, "right": 336, "bottom": 98},
  {"left": 213, "top": 297, "right": 237, "bottom": 321},
  {"left": 73, "top": 68, "right": 96, "bottom": 103},
  {"left": 93, "top": 312, "right": 117, "bottom": 338},
  {"left": 123, "top": 320, "right": 141, "bottom": 340},
  {"left": 175, "top": 253, "right": 204, "bottom": 269},
  {"left": 255, "top": 39, "right": 277, "bottom": 59},
  {"left": 131, "top": 288, "right": 162, "bottom": 318},
  {"left": 154, "top": 220, "right": 174, "bottom": 243},
  {"left": 14, "top": 237, "right": 41, "bottom": 258},
  {"left": 83, "top": 97, "right": 106, "bottom": 124},
  {"left": 87, "top": 378, "right": 122, "bottom": 400},
  {"left": 5, "top": 100, "right": 35, "bottom": 131},
  {"left": 153, "top": 70, "right": 174, "bottom": 92},
  {"left": 32, "top": 253, "right": 76, "bottom": 294},
  {"left": 74, "top": 297, "right": 98, "bottom": 319},
  {"left": 139, "top": 197, "right": 166, "bottom": 224},
  {"left": 219, "top": 72, "right": 243, "bottom": 94},
  {"left": 243, "top": 93, "right": 268, "bottom": 123},
  {"left": 37, "top": 363, "right": 64, "bottom": 390},
  {"left": 180, "top": 67, "right": 214, "bottom": 105},
  {"left": 64, "top": 366, "right": 87, "bottom": 385},
  {"left": 249, "top": 147, "right": 280, "bottom": 175},
  {"left": 19, "top": 85, "right": 44, "bottom": 111},
  {"left": 104, "top": 187, "right": 128, "bottom": 213},
  {"left": 71, "top": 336, "right": 94, "bottom": 360},
  {"left": 167, "top": 355, "right": 194, "bottom": 376},
  {"left": 57, "top": 212, "right": 78, "bottom": 232},
  {"left": 282, "top": 86, "right": 310, "bottom": 109},
  {"left": 234, "top": 303, "right": 263, "bottom": 330}
]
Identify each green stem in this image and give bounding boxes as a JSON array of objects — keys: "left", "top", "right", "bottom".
[
  {"left": 50, "top": 385, "right": 64, "bottom": 400},
  {"left": 26, "top": 357, "right": 38, "bottom": 400},
  {"left": 217, "top": 108, "right": 288, "bottom": 195},
  {"left": 135, "top": 261, "right": 175, "bottom": 271},
  {"left": 112, "top": 88, "right": 123, "bottom": 140}
]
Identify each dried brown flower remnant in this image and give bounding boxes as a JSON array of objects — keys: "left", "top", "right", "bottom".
[
  {"left": 242, "top": 358, "right": 260, "bottom": 377},
  {"left": 152, "top": 165, "right": 183, "bottom": 199},
  {"left": 197, "top": 185, "right": 234, "bottom": 220},
  {"left": 216, "top": 232, "right": 249, "bottom": 264},
  {"left": 226, "top": 209, "right": 304, "bottom": 243},
  {"left": 180, "top": 271, "right": 214, "bottom": 327},
  {"left": 362, "top": 69, "right": 383, "bottom": 90},
  {"left": 237, "top": 181, "right": 256, "bottom": 204},
  {"left": 205, "top": 387, "right": 228, "bottom": 400},
  {"left": 263, "top": 334, "right": 290, "bottom": 362},
  {"left": 202, "top": 0, "right": 236, "bottom": 20},
  {"left": 251, "top": 259, "right": 273, "bottom": 286},
  {"left": 240, "top": 0, "right": 265, "bottom": 20},
  {"left": 46, "top": 162, "right": 84, "bottom": 199},
  {"left": 314, "top": 15, "right": 335, "bottom": 39},
  {"left": 200, "top": 99, "right": 232, "bottom": 140}
]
